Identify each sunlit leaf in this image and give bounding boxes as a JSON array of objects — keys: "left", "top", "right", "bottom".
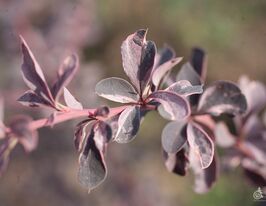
[
  {"left": 187, "top": 122, "right": 214, "bottom": 169},
  {"left": 197, "top": 81, "right": 247, "bottom": 116},
  {"left": 52, "top": 54, "right": 79, "bottom": 100},
  {"left": 63, "top": 87, "right": 83, "bottom": 110},
  {"left": 166, "top": 80, "right": 203, "bottom": 96},
  {"left": 161, "top": 121, "right": 187, "bottom": 153},
  {"left": 149, "top": 91, "right": 190, "bottom": 121},
  {"left": 95, "top": 77, "right": 139, "bottom": 103},
  {"left": 115, "top": 106, "right": 141, "bottom": 143}
]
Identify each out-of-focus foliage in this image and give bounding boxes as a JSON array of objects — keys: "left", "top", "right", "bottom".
[{"left": 0, "top": 0, "right": 266, "bottom": 206}]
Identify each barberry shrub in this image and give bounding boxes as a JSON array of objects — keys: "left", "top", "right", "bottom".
[{"left": 0, "top": 29, "right": 265, "bottom": 193}]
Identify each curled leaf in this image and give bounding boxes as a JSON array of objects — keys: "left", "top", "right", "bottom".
[
  {"left": 197, "top": 81, "right": 247, "bottom": 116},
  {"left": 52, "top": 54, "right": 79, "bottom": 100},
  {"left": 95, "top": 77, "right": 139, "bottom": 103},
  {"left": 115, "top": 106, "right": 141, "bottom": 143},
  {"left": 74, "top": 119, "right": 93, "bottom": 152},
  {"left": 187, "top": 122, "right": 214, "bottom": 169}
]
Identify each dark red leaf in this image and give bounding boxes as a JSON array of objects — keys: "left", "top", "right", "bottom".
[{"left": 17, "top": 90, "right": 53, "bottom": 108}]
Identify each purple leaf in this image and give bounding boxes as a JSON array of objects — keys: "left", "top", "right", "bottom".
[
  {"left": 94, "top": 106, "right": 110, "bottom": 117},
  {"left": 0, "top": 98, "right": 5, "bottom": 139},
  {"left": 166, "top": 80, "right": 203, "bottom": 96},
  {"left": 17, "top": 90, "right": 53, "bottom": 108},
  {"left": 52, "top": 54, "right": 79, "bottom": 100},
  {"left": 63, "top": 87, "right": 83, "bottom": 110},
  {"left": 191, "top": 48, "right": 207, "bottom": 81},
  {"left": 243, "top": 114, "right": 265, "bottom": 139},
  {"left": 214, "top": 122, "right": 236, "bottom": 148},
  {"left": 154, "top": 46, "right": 176, "bottom": 67},
  {"left": 78, "top": 128, "right": 107, "bottom": 191},
  {"left": 115, "top": 106, "right": 141, "bottom": 143},
  {"left": 161, "top": 121, "right": 187, "bottom": 153},
  {"left": 74, "top": 119, "right": 92, "bottom": 152},
  {"left": 163, "top": 146, "right": 189, "bottom": 176},
  {"left": 20, "top": 36, "right": 54, "bottom": 104},
  {"left": 238, "top": 75, "right": 266, "bottom": 114},
  {"left": 94, "top": 121, "right": 112, "bottom": 153},
  {"left": 176, "top": 62, "right": 202, "bottom": 86},
  {"left": 190, "top": 151, "right": 218, "bottom": 194},
  {"left": 187, "top": 122, "right": 214, "bottom": 169},
  {"left": 9, "top": 115, "right": 38, "bottom": 153},
  {"left": 197, "top": 81, "right": 247, "bottom": 116},
  {"left": 95, "top": 77, "right": 139, "bottom": 103},
  {"left": 149, "top": 91, "right": 190, "bottom": 121},
  {"left": 152, "top": 57, "right": 182, "bottom": 87},
  {"left": 121, "top": 29, "right": 156, "bottom": 93}
]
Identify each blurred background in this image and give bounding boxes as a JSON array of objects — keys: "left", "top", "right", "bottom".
[{"left": 0, "top": 0, "right": 265, "bottom": 205}]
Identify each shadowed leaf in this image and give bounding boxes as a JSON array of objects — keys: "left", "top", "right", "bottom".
[
  {"left": 161, "top": 121, "right": 187, "bottom": 153},
  {"left": 166, "top": 80, "right": 203, "bottom": 97},
  {"left": 149, "top": 91, "right": 190, "bottom": 121},
  {"left": 191, "top": 48, "right": 207, "bottom": 81},
  {"left": 198, "top": 81, "right": 247, "bottom": 116},
  {"left": 115, "top": 106, "right": 141, "bottom": 143},
  {"left": 17, "top": 90, "right": 52, "bottom": 108},
  {"left": 155, "top": 46, "right": 176, "bottom": 67},
  {"left": 52, "top": 54, "right": 79, "bottom": 100},
  {"left": 78, "top": 129, "right": 107, "bottom": 191},
  {"left": 187, "top": 122, "right": 214, "bottom": 169},
  {"left": 163, "top": 146, "right": 189, "bottom": 176},
  {"left": 74, "top": 119, "right": 93, "bottom": 152},
  {"left": 95, "top": 77, "right": 139, "bottom": 103},
  {"left": 94, "top": 121, "right": 112, "bottom": 153},
  {"left": 63, "top": 87, "right": 83, "bottom": 110},
  {"left": 176, "top": 62, "right": 201, "bottom": 86}
]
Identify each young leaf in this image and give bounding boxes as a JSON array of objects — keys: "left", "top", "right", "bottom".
[
  {"left": 214, "top": 122, "right": 236, "bottom": 148},
  {"left": 78, "top": 129, "right": 107, "bottom": 191},
  {"left": 52, "top": 54, "right": 79, "bottom": 100},
  {"left": 152, "top": 57, "right": 183, "bottom": 87},
  {"left": 176, "top": 62, "right": 202, "bottom": 86},
  {"left": 63, "top": 87, "right": 83, "bottom": 110},
  {"left": 115, "top": 106, "right": 141, "bottom": 143},
  {"left": 187, "top": 122, "right": 214, "bottom": 169},
  {"left": 121, "top": 29, "right": 156, "bottom": 92},
  {"left": 161, "top": 121, "right": 187, "bottom": 153},
  {"left": 95, "top": 77, "right": 139, "bottom": 103},
  {"left": 197, "top": 81, "right": 247, "bottom": 116},
  {"left": 149, "top": 91, "right": 190, "bottom": 121},
  {"left": 20, "top": 36, "right": 54, "bottom": 104},
  {"left": 94, "top": 106, "right": 110, "bottom": 117},
  {"left": 17, "top": 90, "right": 53, "bottom": 108},
  {"left": 9, "top": 115, "right": 38, "bottom": 152},
  {"left": 163, "top": 147, "right": 189, "bottom": 176},
  {"left": 166, "top": 80, "right": 203, "bottom": 97}
]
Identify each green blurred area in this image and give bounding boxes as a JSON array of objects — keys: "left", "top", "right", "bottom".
[{"left": 0, "top": 0, "right": 265, "bottom": 205}]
